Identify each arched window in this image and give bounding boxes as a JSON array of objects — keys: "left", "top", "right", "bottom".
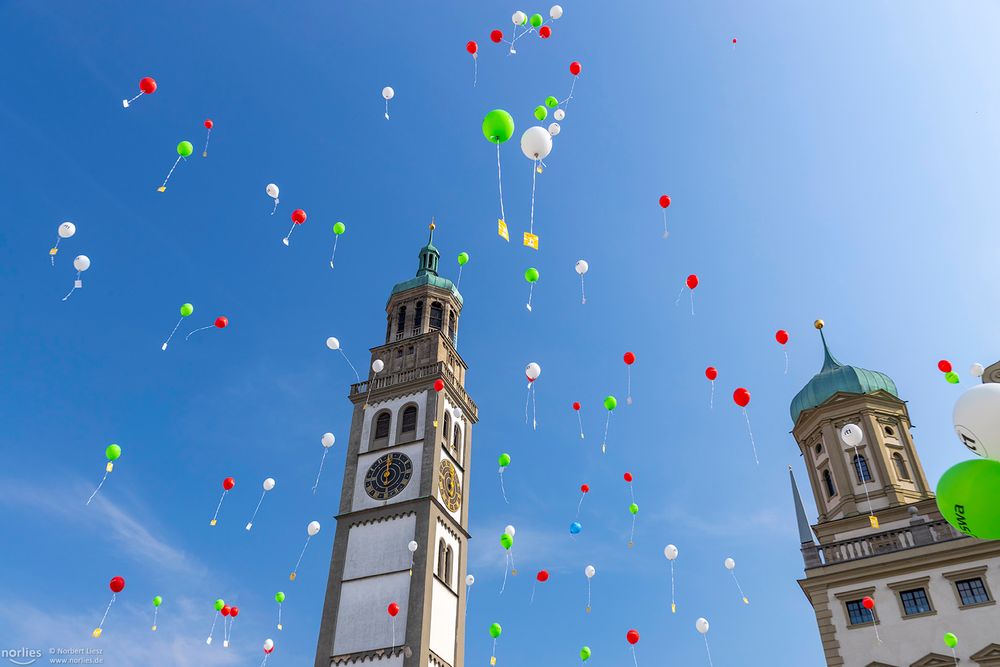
[
  {"left": 400, "top": 406, "right": 417, "bottom": 437},
  {"left": 437, "top": 539, "right": 447, "bottom": 580},
  {"left": 853, "top": 455, "right": 873, "bottom": 483},
  {"left": 823, "top": 469, "right": 837, "bottom": 498},
  {"left": 396, "top": 305, "right": 407, "bottom": 334},
  {"left": 414, "top": 301, "right": 424, "bottom": 333},
  {"left": 453, "top": 423, "right": 462, "bottom": 453},
  {"left": 892, "top": 453, "right": 910, "bottom": 480},
  {"left": 430, "top": 302, "right": 443, "bottom": 330},
  {"left": 372, "top": 412, "right": 391, "bottom": 450},
  {"left": 444, "top": 545, "right": 454, "bottom": 586},
  {"left": 442, "top": 411, "right": 451, "bottom": 445},
  {"left": 448, "top": 311, "right": 457, "bottom": 343}
]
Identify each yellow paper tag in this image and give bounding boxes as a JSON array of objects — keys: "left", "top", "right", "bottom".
[
  {"left": 92, "top": 628, "right": 103, "bottom": 638},
  {"left": 49, "top": 248, "right": 58, "bottom": 256},
  {"left": 523, "top": 232, "right": 538, "bottom": 250},
  {"left": 152, "top": 625, "right": 157, "bottom": 632},
  {"left": 156, "top": 186, "right": 166, "bottom": 193},
  {"left": 289, "top": 572, "right": 297, "bottom": 581},
  {"left": 671, "top": 603, "right": 676, "bottom": 614},
  {"left": 106, "top": 462, "right": 114, "bottom": 473},
  {"left": 210, "top": 519, "right": 217, "bottom": 526},
  {"left": 498, "top": 219, "right": 509, "bottom": 241},
  {"left": 869, "top": 515, "right": 880, "bottom": 529},
  {"left": 490, "top": 658, "right": 496, "bottom": 666}
]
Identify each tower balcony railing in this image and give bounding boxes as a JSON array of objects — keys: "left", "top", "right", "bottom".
[
  {"left": 349, "top": 360, "right": 478, "bottom": 417},
  {"left": 813, "top": 518, "right": 965, "bottom": 566}
]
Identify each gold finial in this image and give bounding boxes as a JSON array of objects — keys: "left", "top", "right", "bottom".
[
  {"left": 429, "top": 217, "right": 436, "bottom": 232},
  {"left": 814, "top": 319, "right": 824, "bottom": 330}
]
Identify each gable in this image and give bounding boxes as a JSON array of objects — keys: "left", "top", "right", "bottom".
[
  {"left": 910, "top": 654, "right": 958, "bottom": 667},
  {"left": 971, "top": 643, "right": 1000, "bottom": 663}
]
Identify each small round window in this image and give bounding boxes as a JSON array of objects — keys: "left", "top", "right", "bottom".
[
  {"left": 815, "top": 443, "right": 823, "bottom": 455},
  {"left": 884, "top": 426, "right": 895, "bottom": 436}
]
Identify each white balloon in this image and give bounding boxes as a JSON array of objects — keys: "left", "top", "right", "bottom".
[
  {"left": 520, "top": 126, "right": 553, "bottom": 160},
  {"left": 504, "top": 524, "right": 516, "bottom": 537},
  {"left": 266, "top": 183, "right": 280, "bottom": 199},
  {"left": 525, "top": 362, "right": 541, "bottom": 381},
  {"left": 382, "top": 87, "right": 395, "bottom": 100},
  {"left": 575, "top": 259, "right": 589, "bottom": 275},
  {"left": 512, "top": 11, "right": 526, "bottom": 25},
  {"left": 663, "top": 544, "right": 678, "bottom": 561},
  {"left": 372, "top": 359, "right": 385, "bottom": 373},
  {"left": 321, "top": 432, "right": 336, "bottom": 448},
  {"left": 696, "top": 618, "right": 710, "bottom": 635},
  {"left": 307, "top": 520, "right": 321, "bottom": 536},
  {"left": 840, "top": 423, "right": 863, "bottom": 448},
  {"left": 465, "top": 574, "right": 475, "bottom": 586},
  {"left": 549, "top": 5, "right": 563, "bottom": 19},
  {"left": 58, "top": 222, "right": 76, "bottom": 238},
  {"left": 408, "top": 540, "right": 418, "bottom": 553},
  {"left": 548, "top": 122, "right": 561, "bottom": 136},
  {"left": 553, "top": 108, "right": 565, "bottom": 121},
  {"left": 326, "top": 337, "right": 341, "bottom": 350},
  {"left": 724, "top": 557, "right": 735, "bottom": 570},
  {"left": 971, "top": 363, "right": 985, "bottom": 378},
  {"left": 453, "top": 407, "right": 463, "bottom": 420},
  {"left": 953, "top": 383, "right": 1000, "bottom": 459},
  {"left": 263, "top": 639, "right": 274, "bottom": 652},
  {"left": 263, "top": 477, "right": 276, "bottom": 491},
  {"left": 585, "top": 565, "right": 595, "bottom": 578},
  {"left": 73, "top": 255, "right": 91, "bottom": 272}
]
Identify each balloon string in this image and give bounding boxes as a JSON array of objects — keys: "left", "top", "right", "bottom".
[
  {"left": 330, "top": 234, "right": 340, "bottom": 268},
  {"left": 260, "top": 654, "right": 269, "bottom": 667},
  {"left": 529, "top": 581, "right": 536, "bottom": 605},
  {"left": 586, "top": 578, "right": 592, "bottom": 610},
  {"left": 952, "top": 648, "right": 958, "bottom": 666},
  {"left": 631, "top": 645, "right": 638, "bottom": 667},
  {"left": 271, "top": 198, "right": 279, "bottom": 215},
  {"left": 710, "top": 380, "right": 715, "bottom": 409},
  {"left": 743, "top": 408, "right": 760, "bottom": 465},
  {"left": 577, "top": 411, "right": 585, "bottom": 439},
  {"left": 629, "top": 515, "right": 636, "bottom": 546},
  {"left": 312, "top": 448, "right": 329, "bottom": 494},
  {"left": 384, "top": 99, "right": 389, "bottom": 120},
  {"left": 499, "top": 470, "right": 509, "bottom": 504},
  {"left": 580, "top": 275, "right": 586, "bottom": 304},
  {"left": 339, "top": 349, "right": 361, "bottom": 383},
  {"left": 500, "top": 552, "right": 509, "bottom": 595},
  {"left": 496, "top": 142, "right": 506, "bottom": 223},
  {"left": 159, "top": 155, "right": 182, "bottom": 190},
  {"left": 731, "top": 571, "right": 749, "bottom": 604},
  {"left": 51, "top": 237, "right": 61, "bottom": 266},
  {"left": 207, "top": 612, "right": 219, "bottom": 643},
  {"left": 457, "top": 264, "right": 463, "bottom": 289},
  {"left": 532, "top": 388, "right": 537, "bottom": 430},
  {"left": 783, "top": 350, "right": 789, "bottom": 375},
  {"left": 391, "top": 617, "right": 395, "bottom": 652},
  {"left": 560, "top": 76, "right": 577, "bottom": 108},
  {"left": 473, "top": 55, "right": 478, "bottom": 87},
  {"left": 283, "top": 222, "right": 296, "bottom": 245},
  {"left": 627, "top": 367, "right": 632, "bottom": 405},
  {"left": 628, "top": 483, "right": 635, "bottom": 504},
  {"left": 576, "top": 492, "right": 585, "bottom": 518},
  {"left": 202, "top": 129, "right": 211, "bottom": 158},
  {"left": 86, "top": 471, "right": 109, "bottom": 506},
  {"left": 95, "top": 594, "right": 116, "bottom": 632},
  {"left": 853, "top": 445, "right": 876, "bottom": 517},
  {"left": 62, "top": 271, "right": 81, "bottom": 301},
  {"left": 526, "top": 283, "right": 534, "bottom": 311},
  {"left": 246, "top": 490, "right": 267, "bottom": 530},
  {"left": 690, "top": 290, "right": 695, "bottom": 316},
  {"left": 292, "top": 535, "right": 312, "bottom": 576},
  {"left": 125, "top": 92, "right": 143, "bottom": 105},
  {"left": 670, "top": 561, "right": 676, "bottom": 613},
  {"left": 185, "top": 325, "right": 213, "bottom": 341},
  {"left": 162, "top": 316, "right": 183, "bottom": 351},
  {"left": 601, "top": 411, "right": 611, "bottom": 454},
  {"left": 662, "top": 208, "right": 669, "bottom": 238},
  {"left": 528, "top": 159, "right": 538, "bottom": 235},
  {"left": 277, "top": 603, "right": 282, "bottom": 629},
  {"left": 704, "top": 636, "right": 714, "bottom": 667},
  {"left": 674, "top": 286, "right": 685, "bottom": 306},
  {"left": 524, "top": 385, "right": 531, "bottom": 424},
  {"left": 224, "top": 616, "right": 230, "bottom": 643},
  {"left": 152, "top": 607, "right": 158, "bottom": 629},
  {"left": 870, "top": 609, "right": 881, "bottom": 643},
  {"left": 210, "top": 490, "right": 228, "bottom": 524}
]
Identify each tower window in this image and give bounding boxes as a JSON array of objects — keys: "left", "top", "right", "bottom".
[
  {"left": 414, "top": 301, "right": 424, "bottom": 332},
  {"left": 823, "top": 469, "right": 837, "bottom": 498},
  {"left": 814, "top": 443, "right": 823, "bottom": 456},
  {"left": 442, "top": 411, "right": 452, "bottom": 446},
  {"left": 396, "top": 305, "right": 407, "bottom": 334},
  {"left": 445, "top": 545, "right": 454, "bottom": 586},
  {"left": 400, "top": 406, "right": 417, "bottom": 436},
  {"left": 448, "top": 311, "right": 457, "bottom": 342},
  {"left": 437, "top": 539, "right": 447, "bottom": 580},
  {"left": 845, "top": 599, "right": 875, "bottom": 626},
  {"left": 899, "top": 588, "right": 931, "bottom": 616},
  {"left": 892, "top": 453, "right": 910, "bottom": 480},
  {"left": 884, "top": 426, "right": 895, "bottom": 436},
  {"left": 453, "top": 424, "right": 462, "bottom": 454},
  {"left": 430, "top": 302, "right": 443, "bottom": 330},
  {"left": 853, "top": 455, "right": 873, "bottom": 483},
  {"left": 372, "top": 412, "right": 391, "bottom": 450},
  {"left": 956, "top": 578, "right": 990, "bottom": 606}
]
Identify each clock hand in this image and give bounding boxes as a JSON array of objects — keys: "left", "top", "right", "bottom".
[{"left": 384, "top": 454, "right": 392, "bottom": 480}]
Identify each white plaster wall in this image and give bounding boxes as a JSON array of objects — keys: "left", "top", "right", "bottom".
[
  {"left": 333, "top": 571, "right": 411, "bottom": 656},
  {"left": 359, "top": 391, "right": 427, "bottom": 454},
  {"left": 829, "top": 555, "right": 1000, "bottom": 665},
  {"left": 344, "top": 515, "right": 417, "bottom": 580},
  {"left": 429, "top": 578, "right": 458, "bottom": 665},
  {"left": 352, "top": 442, "right": 424, "bottom": 511}
]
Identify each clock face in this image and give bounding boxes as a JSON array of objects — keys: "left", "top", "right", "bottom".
[
  {"left": 364, "top": 453, "right": 414, "bottom": 501},
  {"left": 438, "top": 459, "right": 462, "bottom": 512}
]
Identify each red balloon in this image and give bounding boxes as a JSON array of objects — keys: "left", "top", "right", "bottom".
[
  {"left": 569, "top": 61, "right": 582, "bottom": 76},
  {"left": 204, "top": 119, "right": 214, "bottom": 129},
  {"left": 775, "top": 329, "right": 789, "bottom": 345},
  {"left": 221, "top": 606, "right": 231, "bottom": 617},
  {"left": 539, "top": 25, "right": 552, "bottom": 38},
  {"left": 659, "top": 195, "right": 671, "bottom": 209},
  {"left": 862, "top": 596, "right": 875, "bottom": 610},
  {"left": 491, "top": 29, "right": 503, "bottom": 43},
  {"left": 109, "top": 576, "right": 125, "bottom": 593},
  {"left": 623, "top": 351, "right": 636, "bottom": 365},
  {"left": 387, "top": 602, "right": 400, "bottom": 617},
  {"left": 139, "top": 77, "right": 157, "bottom": 94},
  {"left": 466, "top": 41, "right": 478, "bottom": 55},
  {"left": 938, "top": 360, "right": 952, "bottom": 373},
  {"left": 732, "top": 38, "right": 738, "bottom": 44},
  {"left": 434, "top": 379, "right": 445, "bottom": 392},
  {"left": 733, "top": 387, "right": 751, "bottom": 407},
  {"left": 223, "top": 477, "right": 235, "bottom": 490},
  {"left": 686, "top": 274, "right": 699, "bottom": 290},
  {"left": 626, "top": 629, "right": 640, "bottom": 645},
  {"left": 705, "top": 366, "right": 718, "bottom": 381},
  {"left": 215, "top": 316, "right": 228, "bottom": 329},
  {"left": 291, "top": 209, "right": 307, "bottom": 224},
  {"left": 536, "top": 570, "right": 549, "bottom": 582},
  {"left": 572, "top": 401, "right": 581, "bottom": 411},
  {"left": 580, "top": 484, "right": 590, "bottom": 493},
  {"left": 623, "top": 472, "right": 633, "bottom": 483},
  {"left": 265, "top": 647, "right": 274, "bottom": 655},
  {"left": 230, "top": 606, "right": 239, "bottom": 618}
]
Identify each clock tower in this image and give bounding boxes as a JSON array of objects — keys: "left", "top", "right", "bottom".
[{"left": 314, "top": 224, "right": 477, "bottom": 667}]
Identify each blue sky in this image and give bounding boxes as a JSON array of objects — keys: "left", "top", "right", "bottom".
[{"left": 2, "top": 1, "right": 1000, "bottom": 665}]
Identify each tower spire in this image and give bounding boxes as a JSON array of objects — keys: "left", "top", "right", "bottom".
[
  {"left": 814, "top": 319, "right": 842, "bottom": 372},
  {"left": 416, "top": 218, "right": 440, "bottom": 277},
  {"left": 789, "top": 465, "right": 814, "bottom": 544}
]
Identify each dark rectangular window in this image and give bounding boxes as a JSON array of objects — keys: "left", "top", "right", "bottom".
[
  {"left": 401, "top": 406, "right": 417, "bottom": 434},
  {"left": 899, "top": 588, "right": 931, "bottom": 615},
  {"left": 846, "top": 600, "right": 873, "bottom": 626},
  {"left": 956, "top": 578, "right": 990, "bottom": 605}
]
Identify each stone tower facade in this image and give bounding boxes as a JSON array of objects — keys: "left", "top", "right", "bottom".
[
  {"left": 314, "top": 224, "right": 477, "bottom": 667},
  {"left": 790, "top": 322, "right": 1000, "bottom": 667}
]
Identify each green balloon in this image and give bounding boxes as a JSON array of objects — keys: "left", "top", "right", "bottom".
[
  {"left": 214, "top": 599, "right": 225, "bottom": 611},
  {"left": 944, "top": 632, "right": 958, "bottom": 649},
  {"left": 458, "top": 252, "right": 470, "bottom": 266},
  {"left": 936, "top": 458, "right": 1000, "bottom": 539},
  {"left": 545, "top": 96, "right": 559, "bottom": 109},
  {"left": 945, "top": 371, "right": 960, "bottom": 384},
  {"left": 333, "top": 222, "right": 346, "bottom": 235},
  {"left": 275, "top": 592, "right": 286, "bottom": 603},
  {"left": 524, "top": 267, "right": 539, "bottom": 283},
  {"left": 530, "top": 13, "right": 543, "bottom": 27},
  {"left": 152, "top": 595, "right": 163, "bottom": 607},
  {"left": 489, "top": 622, "right": 503, "bottom": 638},
  {"left": 105, "top": 444, "right": 121, "bottom": 462},
  {"left": 629, "top": 503, "right": 639, "bottom": 515},
  {"left": 177, "top": 141, "right": 194, "bottom": 157},
  {"left": 604, "top": 395, "right": 618, "bottom": 411},
  {"left": 500, "top": 533, "right": 513, "bottom": 550},
  {"left": 498, "top": 453, "right": 511, "bottom": 467},
  {"left": 580, "top": 647, "right": 592, "bottom": 661},
  {"left": 180, "top": 303, "right": 194, "bottom": 317},
  {"left": 483, "top": 109, "right": 515, "bottom": 144},
  {"left": 534, "top": 106, "right": 548, "bottom": 121}
]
